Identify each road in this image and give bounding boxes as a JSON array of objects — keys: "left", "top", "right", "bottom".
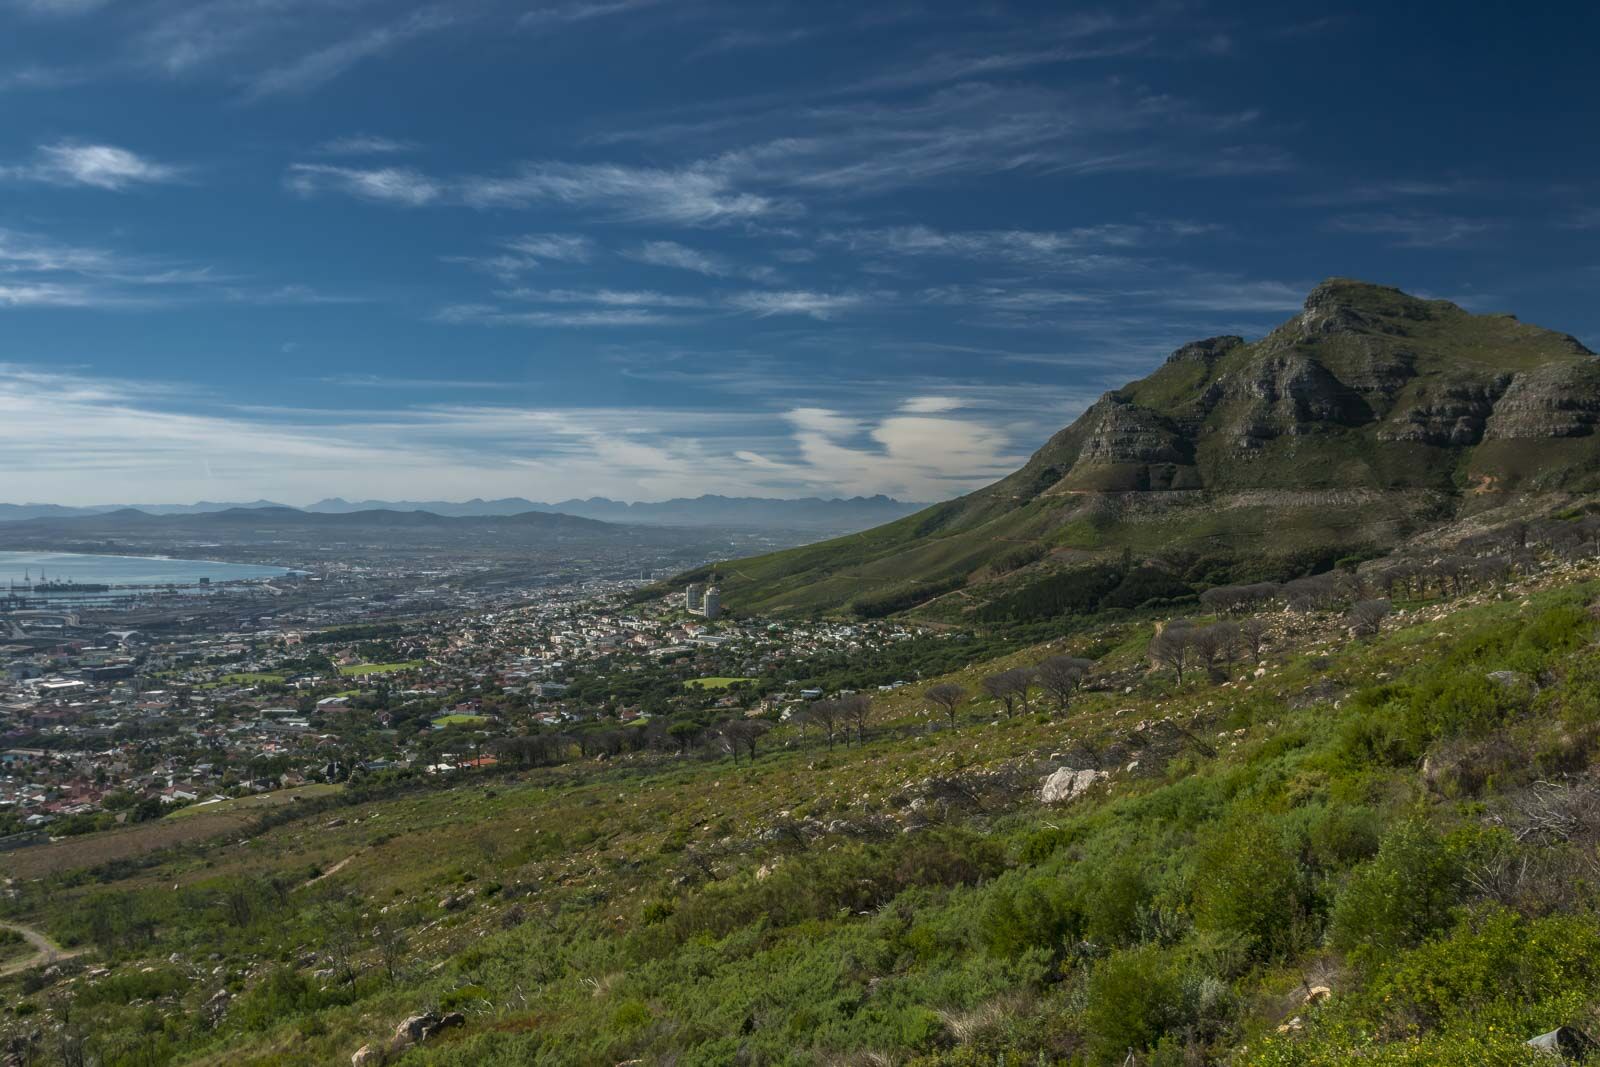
[{"left": 0, "top": 921, "right": 84, "bottom": 976}]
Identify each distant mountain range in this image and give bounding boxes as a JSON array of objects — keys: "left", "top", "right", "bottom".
[
  {"left": 683, "top": 278, "right": 1600, "bottom": 616},
  {"left": 0, "top": 495, "right": 929, "bottom": 533}
]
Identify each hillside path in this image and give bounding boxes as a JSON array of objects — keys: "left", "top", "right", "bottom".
[{"left": 0, "top": 921, "right": 84, "bottom": 976}]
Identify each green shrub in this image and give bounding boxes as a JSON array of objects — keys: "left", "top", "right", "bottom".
[
  {"left": 1357, "top": 906, "right": 1600, "bottom": 1033},
  {"left": 1328, "top": 818, "right": 1472, "bottom": 959},
  {"left": 1191, "top": 820, "right": 1306, "bottom": 959},
  {"left": 979, "top": 875, "right": 1077, "bottom": 958},
  {"left": 1079, "top": 944, "right": 1190, "bottom": 1064}
]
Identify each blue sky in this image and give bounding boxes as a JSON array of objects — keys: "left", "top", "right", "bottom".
[{"left": 1, "top": 0, "right": 1596, "bottom": 505}]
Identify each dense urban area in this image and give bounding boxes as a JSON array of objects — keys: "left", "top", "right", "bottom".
[{"left": 0, "top": 555, "right": 938, "bottom": 844}]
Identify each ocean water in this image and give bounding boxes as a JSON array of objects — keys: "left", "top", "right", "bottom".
[{"left": 0, "top": 551, "right": 291, "bottom": 592}]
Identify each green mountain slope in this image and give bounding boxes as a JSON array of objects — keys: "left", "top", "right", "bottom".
[{"left": 694, "top": 279, "right": 1600, "bottom": 616}]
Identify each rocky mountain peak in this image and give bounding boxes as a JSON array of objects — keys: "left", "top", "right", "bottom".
[{"left": 1165, "top": 335, "right": 1244, "bottom": 366}]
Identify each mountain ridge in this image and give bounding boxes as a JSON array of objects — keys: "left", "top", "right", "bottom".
[
  {"left": 679, "top": 278, "right": 1600, "bottom": 616},
  {"left": 0, "top": 495, "right": 930, "bottom": 532}
]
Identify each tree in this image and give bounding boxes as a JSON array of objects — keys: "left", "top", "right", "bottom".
[
  {"left": 667, "top": 720, "right": 700, "bottom": 754},
  {"left": 838, "top": 692, "right": 873, "bottom": 745},
  {"left": 1147, "top": 622, "right": 1194, "bottom": 682},
  {"left": 800, "top": 699, "right": 843, "bottom": 750},
  {"left": 716, "top": 719, "right": 769, "bottom": 762},
  {"left": 925, "top": 682, "right": 967, "bottom": 730},
  {"left": 1187, "top": 625, "right": 1227, "bottom": 677},
  {"left": 1036, "top": 655, "right": 1092, "bottom": 711},
  {"left": 1238, "top": 617, "right": 1270, "bottom": 660},
  {"left": 981, "top": 669, "right": 1033, "bottom": 717},
  {"left": 1350, "top": 598, "right": 1391, "bottom": 636}
]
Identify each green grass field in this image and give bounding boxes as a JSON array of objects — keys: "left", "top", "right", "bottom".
[
  {"left": 339, "top": 660, "right": 423, "bottom": 677},
  {"left": 431, "top": 713, "right": 489, "bottom": 727},
  {"left": 684, "top": 676, "right": 755, "bottom": 689},
  {"left": 166, "top": 783, "right": 343, "bottom": 820}
]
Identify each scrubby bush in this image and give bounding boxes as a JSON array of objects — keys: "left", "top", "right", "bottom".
[
  {"left": 1191, "top": 820, "right": 1307, "bottom": 959},
  {"left": 1328, "top": 818, "right": 1476, "bottom": 959}
]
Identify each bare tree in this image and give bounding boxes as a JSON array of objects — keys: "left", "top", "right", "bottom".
[
  {"left": 1350, "top": 598, "right": 1391, "bottom": 636},
  {"left": 838, "top": 692, "right": 873, "bottom": 745},
  {"left": 1013, "top": 667, "right": 1038, "bottom": 715},
  {"left": 1036, "top": 655, "right": 1092, "bottom": 711},
  {"left": 1238, "top": 617, "right": 1270, "bottom": 660},
  {"left": 801, "top": 699, "right": 843, "bottom": 750},
  {"left": 925, "top": 682, "right": 967, "bottom": 730},
  {"left": 982, "top": 668, "right": 1034, "bottom": 717},
  {"left": 1187, "top": 625, "right": 1227, "bottom": 677},
  {"left": 1147, "top": 622, "right": 1195, "bottom": 682},
  {"left": 717, "top": 719, "right": 770, "bottom": 762}
]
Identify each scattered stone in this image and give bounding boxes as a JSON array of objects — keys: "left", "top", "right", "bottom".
[
  {"left": 1303, "top": 985, "right": 1331, "bottom": 1006},
  {"left": 352, "top": 1044, "right": 382, "bottom": 1066},
  {"left": 1039, "top": 767, "right": 1103, "bottom": 805},
  {"left": 1527, "top": 1026, "right": 1600, "bottom": 1058}
]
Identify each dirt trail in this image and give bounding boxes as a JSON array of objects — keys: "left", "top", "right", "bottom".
[
  {"left": 0, "top": 921, "right": 85, "bottom": 976},
  {"left": 300, "top": 852, "right": 358, "bottom": 889}
]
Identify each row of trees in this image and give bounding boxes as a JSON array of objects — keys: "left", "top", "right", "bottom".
[
  {"left": 1147, "top": 598, "right": 1393, "bottom": 683},
  {"left": 922, "top": 653, "right": 1097, "bottom": 728},
  {"left": 792, "top": 693, "right": 873, "bottom": 749}
]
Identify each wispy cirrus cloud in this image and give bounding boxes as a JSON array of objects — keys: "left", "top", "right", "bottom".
[
  {"left": 286, "top": 164, "right": 442, "bottom": 206},
  {"left": 245, "top": 8, "right": 457, "bottom": 99},
  {"left": 834, "top": 221, "right": 1217, "bottom": 271},
  {"left": 1297, "top": 178, "right": 1484, "bottom": 206},
  {"left": 520, "top": 0, "right": 668, "bottom": 28},
  {"left": 0, "top": 64, "right": 89, "bottom": 91},
  {"left": 442, "top": 234, "right": 597, "bottom": 281},
  {"left": 434, "top": 304, "right": 677, "bottom": 328},
  {"left": 0, "top": 227, "right": 359, "bottom": 311},
  {"left": 3, "top": 142, "right": 183, "bottom": 190},
  {"left": 726, "top": 290, "right": 869, "bottom": 319},
  {"left": 1326, "top": 211, "right": 1497, "bottom": 248},
  {"left": 625, "top": 240, "right": 732, "bottom": 277},
  {"left": 496, "top": 287, "right": 707, "bottom": 309},
  {"left": 8, "top": 0, "right": 107, "bottom": 14},
  {"left": 316, "top": 134, "right": 419, "bottom": 156},
  {"left": 287, "top": 159, "right": 781, "bottom": 224},
  {"left": 460, "top": 161, "right": 779, "bottom": 223}
]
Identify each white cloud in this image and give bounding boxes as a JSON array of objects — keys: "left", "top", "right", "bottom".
[
  {"left": 504, "top": 234, "right": 596, "bottom": 262},
  {"left": 0, "top": 282, "right": 102, "bottom": 307},
  {"left": 735, "top": 404, "right": 1025, "bottom": 498},
  {"left": 785, "top": 407, "right": 863, "bottom": 438},
  {"left": 1157, "top": 278, "right": 1307, "bottom": 313},
  {"left": 9, "top": 0, "right": 106, "bottom": 14},
  {"left": 286, "top": 164, "right": 441, "bottom": 206},
  {"left": 497, "top": 288, "right": 707, "bottom": 308},
  {"left": 727, "top": 290, "right": 867, "bottom": 319},
  {"left": 462, "top": 161, "right": 777, "bottom": 224},
  {"left": 626, "top": 240, "right": 730, "bottom": 277},
  {"left": 289, "top": 158, "right": 780, "bottom": 224},
  {"left": 443, "top": 234, "right": 597, "bottom": 282},
  {"left": 520, "top": 0, "right": 667, "bottom": 27},
  {"left": 900, "top": 396, "right": 963, "bottom": 414},
  {"left": 246, "top": 8, "right": 457, "bottom": 99},
  {"left": 0, "top": 362, "right": 1080, "bottom": 503},
  {"left": 4, "top": 142, "right": 182, "bottom": 190},
  {"left": 317, "top": 134, "right": 418, "bottom": 156},
  {"left": 434, "top": 304, "right": 673, "bottom": 328},
  {"left": 1326, "top": 212, "right": 1496, "bottom": 248}
]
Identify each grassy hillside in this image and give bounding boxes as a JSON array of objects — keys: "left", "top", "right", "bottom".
[
  {"left": 9, "top": 540, "right": 1600, "bottom": 1064},
  {"left": 678, "top": 279, "right": 1599, "bottom": 617}
]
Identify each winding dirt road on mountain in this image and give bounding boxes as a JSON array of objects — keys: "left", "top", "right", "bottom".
[{"left": 0, "top": 921, "right": 85, "bottom": 976}]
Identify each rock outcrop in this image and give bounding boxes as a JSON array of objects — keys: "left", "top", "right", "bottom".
[{"left": 1040, "top": 767, "right": 1103, "bottom": 805}]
